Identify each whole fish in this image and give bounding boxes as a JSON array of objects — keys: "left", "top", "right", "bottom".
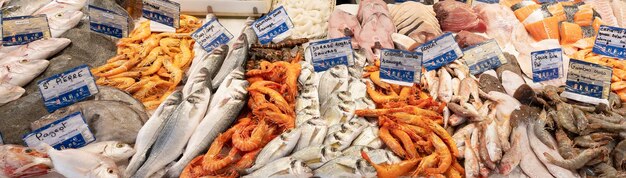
[
  {"left": 33, "top": 0, "right": 87, "bottom": 17},
  {"left": 209, "top": 67, "right": 246, "bottom": 110},
  {"left": 294, "top": 119, "right": 328, "bottom": 151},
  {"left": 247, "top": 128, "right": 302, "bottom": 172},
  {"left": 291, "top": 145, "right": 343, "bottom": 169},
  {"left": 4, "top": 38, "right": 71, "bottom": 60},
  {"left": 183, "top": 45, "right": 228, "bottom": 97},
  {"left": 295, "top": 62, "right": 320, "bottom": 126},
  {"left": 124, "top": 91, "right": 182, "bottom": 176},
  {"left": 243, "top": 157, "right": 313, "bottom": 178},
  {"left": 320, "top": 91, "right": 356, "bottom": 126},
  {"left": 48, "top": 9, "right": 83, "bottom": 38},
  {"left": 352, "top": 125, "right": 383, "bottom": 148},
  {"left": 242, "top": 17, "right": 258, "bottom": 46},
  {"left": 0, "top": 83, "right": 24, "bottom": 106},
  {"left": 132, "top": 69, "right": 213, "bottom": 178},
  {"left": 324, "top": 118, "right": 368, "bottom": 151},
  {"left": 0, "top": 57, "right": 49, "bottom": 87},
  {"left": 166, "top": 78, "right": 248, "bottom": 177},
  {"left": 211, "top": 33, "right": 249, "bottom": 90},
  {"left": 2, "top": 0, "right": 51, "bottom": 17},
  {"left": 438, "top": 67, "right": 453, "bottom": 103},
  {"left": 91, "top": 86, "right": 146, "bottom": 113},
  {"left": 318, "top": 65, "right": 349, "bottom": 105},
  {"left": 79, "top": 141, "right": 135, "bottom": 163},
  {"left": 313, "top": 155, "right": 377, "bottom": 177},
  {"left": 342, "top": 147, "right": 402, "bottom": 164},
  {"left": 0, "top": 145, "right": 52, "bottom": 178},
  {"left": 45, "top": 145, "right": 120, "bottom": 178}
]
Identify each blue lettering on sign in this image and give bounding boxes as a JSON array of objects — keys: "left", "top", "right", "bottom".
[
  {"left": 423, "top": 50, "right": 458, "bottom": 71},
  {"left": 44, "top": 85, "right": 92, "bottom": 112},
  {"left": 565, "top": 80, "right": 604, "bottom": 98},
  {"left": 253, "top": 6, "right": 294, "bottom": 44},
  {"left": 593, "top": 25, "right": 626, "bottom": 59},
  {"left": 313, "top": 56, "right": 349, "bottom": 72},
  {"left": 420, "top": 32, "right": 462, "bottom": 71},
  {"left": 258, "top": 22, "right": 289, "bottom": 44},
  {"left": 205, "top": 33, "right": 230, "bottom": 53},
  {"left": 191, "top": 18, "right": 233, "bottom": 53},
  {"left": 310, "top": 37, "right": 354, "bottom": 72},
  {"left": 3, "top": 32, "right": 44, "bottom": 46},
  {"left": 38, "top": 65, "right": 98, "bottom": 113},
  {"left": 534, "top": 68, "right": 560, "bottom": 82},
  {"left": 143, "top": 9, "right": 174, "bottom": 27},
  {"left": 380, "top": 68, "right": 415, "bottom": 84},
  {"left": 468, "top": 56, "right": 502, "bottom": 75},
  {"left": 90, "top": 23, "right": 123, "bottom": 38},
  {"left": 22, "top": 112, "right": 95, "bottom": 150},
  {"left": 531, "top": 48, "right": 563, "bottom": 82}
]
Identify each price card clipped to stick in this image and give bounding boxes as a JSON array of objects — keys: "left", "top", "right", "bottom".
[
  {"left": 310, "top": 37, "right": 354, "bottom": 72},
  {"left": 463, "top": 39, "right": 507, "bottom": 75},
  {"left": 191, "top": 18, "right": 233, "bottom": 53},
  {"left": 379, "top": 48, "right": 423, "bottom": 86},
  {"left": 23, "top": 112, "right": 95, "bottom": 150},
  {"left": 593, "top": 25, "right": 626, "bottom": 59},
  {"left": 142, "top": 0, "right": 180, "bottom": 28},
  {"left": 88, "top": 5, "right": 129, "bottom": 38},
  {"left": 419, "top": 32, "right": 462, "bottom": 71},
  {"left": 531, "top": 48, "right": 564, "bottom": 83},
  {"left": 561, "top": 59, "right": 612, "bottom": 105},
  {"left": 37, "top": 65, "right": 99, "bottom": 113},
  {"left": 2, "top": 14, "right": 51, "bottom": 46},
  {"left": 252, "top": 6, "right": 294, "bottom": 45}
]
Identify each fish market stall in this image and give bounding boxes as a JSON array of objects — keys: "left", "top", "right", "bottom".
[{"left": 1, "top": 0, "right": 626, "bottom": 178}]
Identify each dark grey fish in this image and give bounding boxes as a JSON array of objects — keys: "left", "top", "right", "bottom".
[
  {"left": 582, "top": 26, "right": 595, "bottom": 38},
  {"left": 511, "top": 1, "right": 537, "bottom": 11},
  {"left": 91, "top": 86, "right": 146, "bottom": 115},
  {"left": 211, "top": 33, "right": 249, "bottom": 90},
  {"left": 564, "top": 5, "right": 580, "bottom": 23}
]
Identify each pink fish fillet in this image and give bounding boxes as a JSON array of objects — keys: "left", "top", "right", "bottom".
[
  {"left": 434, "top": 0, "right": 487, "bottom": 33},
  {"left": 357, "top": 0, "right": 389, "bottom": 22},
  {"left": 328, "top": 9, "right": 362, "bottom": 49},
  {"left": 613, "top": 0, "right": 626, "bottom": 28},
  {"left": 359, "top": 13, "right": 395, "bottom": 62},
  {"left": 585, "top": 0, "right": 618, "bottom": 27},
  {"left": 474, "top": 3, "right": 520, "bottom": 48}
]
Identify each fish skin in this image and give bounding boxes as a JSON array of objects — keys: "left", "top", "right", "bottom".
[
  {"left": 243, "top": 157, "right": 313, "bottom": 178},
  {"left": 46, "top": 145, "right": 120, "bottom": 178},
  {"left": 184, "top": 44, "right": 228, "bottom": 97},
  {"left": 498, "top": 123, "right": 523, "bottom": 175},
  {"left": 91, "top": 86, "right": 146, "bottom": 114},
  {"left": 342, "top": 146, "right": 402, "bottom": 165},
  {"left": 166, "top": 76, "right": 248, "bottom": 178},
  {"left": 48, "top": 9, "right": 83, "bottom": 38},
  {"left": 318, "top": 65, "right": 350, "bottom": 106},
  {"left": 247, "top": 128, "right": 302, "bottom": 172},
  {"left": 0, "top": 57, "right": 49, "bottom": 87},
  {"left": 124, "top": 91, "right": 182, "bottom": 177},
  {"left": 211, "top": 33, "right": 249, "bottom": 90},
  {"left": 324, "top": 118, "right": 368, "bottom": 151},
  {"left": 33, "top": 100, "right": 147, "bottom": 144},
  {"left": 209, "top": 67, "right": 245, "bottom": 110},
  {"left": 516, "top": 122, "right": 554, "bottom": 178},
  {"left": 294, "top": 119, "right": 328, "bottom": 151},
  {"left": 4, "top": 38, "right": 71, "bottom": 60},
  {"left": 242, "top": 17, "right": 258, "bottom": 46},
  {"left": 291, "top": 145, "right": 343, "bottom": 169},
  {"left": 295, "top": 62, "right": 321, "bottom": 126},
  {"left": 2, "top": 0, "right": 51, "bottom": 17},
  {"left": 352, "top": 125, "right": 383, "bottom": 148},
  {"left": 132, "top": 69, "right": 213, "bottom": 178},
  {"left": 320, "top": 91, "right": 356, "bottom": 126},
  {"left": 313, "top": 155, "right": 377, "bottom": 178},
  {"left": 79, "top": 141, "right": 135, "bottom": 163},
  {"left": 0, "top": 83, "right": 24, "bottom": 106},
  {"left": 438, "top": 67, "right": 453, "bottom": 103},
  {"left": 33, "top": 0, "right": 87, "bottom": 17},
  {"left": 527, "top": 123, "right": 579, "bottom": 178}
]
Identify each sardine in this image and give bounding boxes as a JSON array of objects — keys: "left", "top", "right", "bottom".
[
  {"left": 2, "top": 0, "right": 51, "bottom": 17},
  {"left": 313, "top": 155, "right": 377, "bottom": 178},
  {"left": 124, "top": 91, "right": 182, "bottom": 176},
  {"left": 79, "top": 141, "right": 135, "bottom": 163},
  {"left": 295, "top": 119, "right": 328, "bottom": 151},
  {"left": 243, "top": 157, "right": 313, "bottom": 178},
  {"left": 184, "top": 45, "right": 228, "bottom": 97},
  {"left": 291, "top": 145, "right": 343, "bottom": 169},
  {"left": 166, "top": 77, "right": 248, "bottom": 177},
  {"left": 46, "top": 145, "right": 120, "bottom": 178},
  {"left": 211, "top": 33, "right": 249, "bottom": 90},
  {"left": 247, "top": 128, "right": 302, "bottom": 172},
  {"left": 132, "top": 69, "right": 213, "bottom": 178}
]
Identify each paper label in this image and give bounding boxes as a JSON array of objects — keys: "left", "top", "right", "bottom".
[
  {"left": 531, "top": 48, "right": 564, "bottom": 83},
  {"left": 37, "top": 65, "right": 99, "bottom": 113},
  {"left": 379, "top": 48, "right": 423, "bottom": 86},
  {"left": 191, "top": 18, "right": 233, "bottom": 53},
  {"left": 462, "top": 40, "right": 506, "bottom": 75},
  {"left": 252, "top": 6, "right": 294, "bottom": 45},
  {"left": 89, "top": 5, "right": 129, "bottom": 38},
  {"left": 310, "top": 37, "right": 354, "bottom": 72},
  {"left": 142, "top": 0, "right": 180, "bottom": 28},
  {"left": 593, "top": 25, "right": 626, "bottom": 59},
  {"left": 419, "top": 32, "right": 462, "bottom": 71},
  {"left": 561, "top": 59, "right": 612, "bottom": 104},
  {"left": 23, "top": 112, "right": 95, "bottom": 150},
  {"left": 2, "top": 15, "right": 51, "bottom": 46}
]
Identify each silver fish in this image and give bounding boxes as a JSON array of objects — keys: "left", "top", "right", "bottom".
[
  {"left": 33, "top": 100, "right": 148, "bottom": 144},
  {"left": 166, "top": 78, "right": 248, "bottom": 177},
  {"left": 342, "top": 146, "right": 402, "bottom": 165},
  {"left": 132, "top": 70, "right": 213, "bottom": 178},
  {"left": 352, "top": 125, "right": 383, "bottom": 148},
  {"left": 242, "top": 17, "right": 258, "bottom": 46},
  {"left": 46, "top": 145, "right": 120, "bottom": 178},
  {"left": 320, "top": 91, "right": 356, "bottom": 126},
  {"left": 318, "top": 65, "right": 349, "bottom": 105},
  {"left": 0, "top": 57, "right": 49, "bottom": 87},
  {"left": 243, "top": 157, "right": 313, "bottom": 178},
  {"left": 124, "top": 91, "right": 182, "bottom": 176},
  {"left": 184, "top": 45, "right": 228, "bottom": 97},
  {"left": 294, "top": 119, "right": 328, "bottom": 151},
  {"left": 211, "top": 33, "right": 249, "bottom": 90},
  {"left": 91, "top": 86, "right": 146, "bottom": 113},
  {"left": 2, "top": 0, "right": 51, "bottom": 17},
  {"left": 438, "top": 67, "right": 453, "bottom": 103},
  {"left": 209, "top": 67, "right": 246, "bottom": 110},
  {"left": 313, "top": 155, "right": 377, "bottom": 178},
  {"left": 79, "top": 141, "right": 135, "bottom": 163},
  {"left": 291, "top": 145, "right": 342, "bottom": 169},
  {"left": 247, "top": 128, "right": 302, "bottom": 172},
  {"left": 324, "top": 119, "right": 368, "bottom": 151},
  {"left": 295, "top": 62, "right": 320, "bottom": 126}
]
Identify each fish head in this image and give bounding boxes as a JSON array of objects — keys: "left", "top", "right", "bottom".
[
  {"left": 105, "top": 142, "right": 135, "bottom": 160},
  {"left": 322, "top": 145, "right": 343, "bottom": 160},
  {"left": 0, "top": 83, "right": 25, "bottom": 105},
  {"left": 91, "top": 161, "right": 121, "bottom": 178},
  {"left": 34, "top": 0, "right": 87, "bottom": 16},
  {"left": 213, "top": 45, "right": 228, "bottom": 56},
  {"left": 2, "top": 58, "right": 49, "bottom": 86},
  {"left": 48, "top": 10, "right": 83, "bottom": 30},
  {"left": 289, "top": 159, "right": 313, "bottom": 176},
  {"left": 163, "top": 91, "right": 183, "bottom": 106}
]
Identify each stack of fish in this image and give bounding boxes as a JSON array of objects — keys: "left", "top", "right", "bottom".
[{"left": 389, "top": 1, "right": 442, "bottom": 46}]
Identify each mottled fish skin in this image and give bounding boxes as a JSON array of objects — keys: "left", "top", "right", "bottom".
[
  {"left": 2, "top": 0, "right": 51, "bottom": 17},
  {"left": 510, "top": 1, "right": 537, "bottom": 11},
  {"left": 247, "top": 128, "right": 302, "bottom": 172},
  {"left": 243, "top": 17, "right": 258, "bottom": 46},
  {"left": 243, "top": 157, "right": 313, "bottom": 178},
  {"left": 211, "top": 32, "right": 249, "bottom": 90},
  {"left": 294, "top": 119, "right": 328, "bottom": 151},
  {"left": 184, "top": 45, "right": 228, "bottom": 97},
  {"left": 320, "top": 91, "right": 356, "bottom": 126},
  {"left": 313, "top": 155, "right": 377, "bottom": 178},
  {"left": 132, "top": 70, "right": 213, "bottom": 178},
  {"left": 342, "top": 146, "right": 402, "bottom": 165},
  {"left": 166, "top": 78, "right": 248, "bottom": 178},
  {"left": 352, "top": 124, "right": 383, "bottom": 148},
  {"left": 125, "top": 91, "right": 182, "bottom": 176},
  {"left": 296, "top": 62, "right": 321, "bottom": 126},
  {"left": 91, "top": 86, "right": 146, "bottom": 115},
  {"left": 291, "top": 145, "right": 343, "bottom": 169}
]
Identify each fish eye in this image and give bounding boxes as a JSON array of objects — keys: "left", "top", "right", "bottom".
[
  {"left": 107, "top": 169, "right": 114, "bottom": 174},
  {"left": 24, "top": 149, "right": 32, "bottom": 153},
  {"left": 116, "top": 143, "right": 124, "bottom": 148},
  {"left": 56, "top": 13, "right": 63, "bottom": 18}
]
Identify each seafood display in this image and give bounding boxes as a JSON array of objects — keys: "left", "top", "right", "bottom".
[{"left": 2, "top": 0, "right": 626, "bottom": 178}]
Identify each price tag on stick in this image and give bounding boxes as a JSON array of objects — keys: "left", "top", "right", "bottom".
[
  {"left": 309, "top": 37, "right": 354, "bottom": 72},
  {"left": 419, "top": 32, "right": 462, "bottom": 71},
  {"left": 89, "top": 5, "right": 129, "bottom": 38},
  {"left": 142, "top": 0, "right": 180, "bottom": 28},
  {"left": 23, "top": 112, "right": 95, "bottom": 150},
  {"left": 2, "top": 14, "right": 51, "bottom": 46},
  {"left": 379, "top": 48, "right": 423, "bottom": 86},
  {"left": 531, "top": 48, "right": 564, "bottom": 83},
  {"left": 191, "top": 18, "right": 234, "bottom": 53},
  {"left": 561, "top": 59, "right": 612, "bottom": 105},
  {"left": 252, "top": 6, "right": 294, "bottom": 45},
  {"left": 37, "top": 65, "right": 99, "bottom": 113}
]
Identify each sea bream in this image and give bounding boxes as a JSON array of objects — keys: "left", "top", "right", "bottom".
[
  {"left": 45, "top": 144, "right": 120, "bottom": 178},
  {"left": 211, "top": 32, "right": 249, "bottom": 90},
  {"left": 79, "top": 141, "right": 135, "bottom": 163},
  {"left": 313, "top": 155, "right": 377, "bottom": 177},
  {"left": 166, "top": 73, "right": 248, "bottom": 177},
  {"left": 247, "top": 128, "right": 302, "bottom": 172},
  {"left": 1, "top": 0, "right": 51, "bottom": 17},
  {"left": 131, "top": 68, "right": 213, "bottom": 178},
  {"left": 125, "top": 91, "right": 183, "bottom": 177},
  {"left": 4, "top": 38, "right": 71, "bottom": 60},
  {"left": 294, "top": 119, "right": 328, "bottom": 151},
  {"left": 243, "top": 157, "right": 313, "bottom": 178},
  {"left": 291, "top": 145, "right": 343, "bottom": 169},
  {"left": 33, "top": 0, "right": 87, "bottom": 17}
]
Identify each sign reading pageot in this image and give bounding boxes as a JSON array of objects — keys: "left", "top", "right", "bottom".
[
  {"left": 310, "top": 37, "right": 354, "bottom": 72},
  {"left": 23, "top": 112, "right": 95, "bottom": 150},
  {"left": 379, "top": 48, "right": 423, "bottom": 86}
]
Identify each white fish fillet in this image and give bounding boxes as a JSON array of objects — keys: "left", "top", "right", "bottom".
[
  {"left": 0, "top": 83, "right": 24, "bottom": 106},
  {"left": 585, "top": 0, "right": 618, "bottom": 27},
  {"left": 612, "top": 0, "right": 626, "bottom": 28}
]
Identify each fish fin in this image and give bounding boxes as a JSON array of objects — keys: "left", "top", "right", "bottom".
[{"left": 219, "top": 96, "right": 232, "bottom": 107}]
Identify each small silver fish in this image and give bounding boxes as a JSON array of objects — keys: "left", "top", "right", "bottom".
[
  {"left": 79, "top": 141, "right": 135, "bottom": 163},
  {"left": 342, "top": 146, "right": 401, "bottom": 165},
  {"left": 324, "top": 119, "right": 368, "bottom": 151},
  {"left": 318, "top": 65, "right": 349, "bottom": 106},
  {"left": 291, "top": 145, "right": 342, "bottom": 169},
  {"left": 243, "top": 157, "right": 312, "bottom": 178},
  {"left": 184, "top": 45, "right": 228, "bottom": 97},
  {"left": 46, "top": 145, "right": 120, "bottom": 178},
  {"left": 294, "top": 119, "right": 328, "bottom": 151},
  {"left": 313, "top": 155, "right": 377, "bottom": 178},
  {"left": 247, "top": 128, "right": 302, "bottom": 172},
  {"left": 352, "top": 125, "right": 383, "bottom": 148}
]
